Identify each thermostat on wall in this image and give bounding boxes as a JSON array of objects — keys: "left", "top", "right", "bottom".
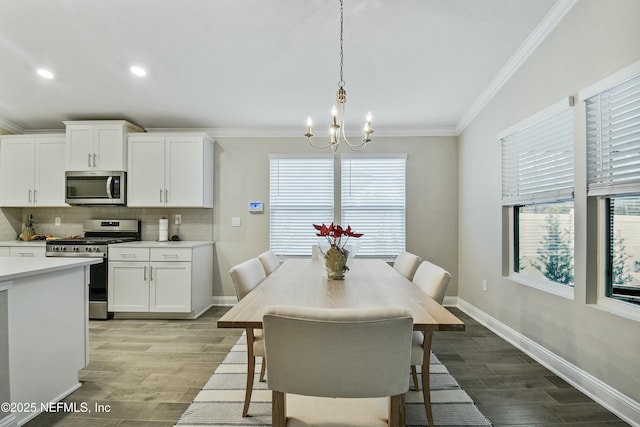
[{"left": 249, "top": 201, "right": 264, "bottom": 213}]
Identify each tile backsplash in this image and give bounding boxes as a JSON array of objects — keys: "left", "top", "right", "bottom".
[{"left": 0, "top": 207, "right": 213, "bottom": 242}]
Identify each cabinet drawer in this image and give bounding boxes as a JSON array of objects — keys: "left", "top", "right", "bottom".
[
  {"left": 151, "top": 247, "right": 192, "bottom": 262},
  {"left": 109, "top": 247, "right": 150, "bottom": 261},
  {"left": 10, "top": 246, "right": 46, "bottom": 257}
]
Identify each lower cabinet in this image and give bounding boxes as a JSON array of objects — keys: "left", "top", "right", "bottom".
[
  {"left": 0, "top": 245, "right": 46, "bottom": 257},
  {"left": 108, "top": 243, "right": 212, "bottom": 318}
]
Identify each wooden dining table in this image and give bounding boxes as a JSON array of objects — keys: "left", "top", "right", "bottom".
[
  {"left": 218, "top": 258, "right": 464, "bottom": 332},
  {"left": 217, "top": 258, "right": 465, "bottom": 427}
]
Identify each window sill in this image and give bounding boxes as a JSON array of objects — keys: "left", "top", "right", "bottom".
[
  {"left": 592, "top": 297, "right": 640, "bottom": 323},
  {"left": 507, "top": 272, "right": 575, "bottom": 300}
]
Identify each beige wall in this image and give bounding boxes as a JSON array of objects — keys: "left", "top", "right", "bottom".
[
  {"left": 458, "top": 0, "right": 640, "bottom": 402},
  {"left": 213, "top": 136, "right": 458, "bottom": 298}
]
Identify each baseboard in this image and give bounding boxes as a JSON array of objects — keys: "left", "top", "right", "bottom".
[
  {"left": 212, "top": 295, "right": 237, "bottom": 306},
  {"left": 456, "top": 298, "right": 640, "bottom": 426},
  {"left": 0, "top": 414, "right": 17, "bottom": 427}
]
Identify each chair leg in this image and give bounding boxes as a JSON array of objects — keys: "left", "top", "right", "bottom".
[
  {"left": 259, "top": 356, "right": 267, "bottom": 382},
  {"left": 421, "top": 331, "right": 434, "bottom": 427},
  {"left": 242, "top": 328, "right": 255, "bottom": 417},
  {"left": 272, "top": 390, "right": 287, "bottom": 427},
  {"left": 410, "top": 365, "right": 419, "bottom": 391},
  {"left": 388, "top": 393, "right": 406, "bottom": 427}
]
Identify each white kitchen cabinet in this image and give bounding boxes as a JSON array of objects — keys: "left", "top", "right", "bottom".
[
  {"left": 0, "top": 134, "right": 67, "bottom": 207},
  {"left": 127, "top": 133, "right": 213, "bottom": 207},
  {"left": 64, "top": 120, "right": 144, "bottom": 171},
  {"left": 10, "top": 246, "right": 46, "bottom": 257},
  {"left": 0, "top": 247, "right": 9, "bottom": 256},
  {"left": 108, "top": 242, "right": 212, "bottom": 318}
]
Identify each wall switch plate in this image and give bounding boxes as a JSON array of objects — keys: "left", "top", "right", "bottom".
[
  {"left": 54, "top": 217, "right": 61, "bottom": 226},
  {"left": 232, "top": 217, "right": 241, "bottom": 227},
  {"left": 174, "top": 214, "right": 182, "bottom": 225}
]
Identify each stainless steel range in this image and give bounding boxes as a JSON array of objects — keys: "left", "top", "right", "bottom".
[{"left": 46, "top": 219, "right": 141, "bottom": 319}]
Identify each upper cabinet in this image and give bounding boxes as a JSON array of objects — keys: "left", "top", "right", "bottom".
[
  {"left": 0, "top": 134, "right": 67, "bottom": 207},
  {"left": 127, "top": 133, "right": 213, "bottom": 208},
  {"left": 64, "top": 120, "right": 144, "bottom": 171}
]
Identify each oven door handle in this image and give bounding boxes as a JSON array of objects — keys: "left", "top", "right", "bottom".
[
  {"left": 45, "top": 252, "right": 106, "bottom": 258},
  {"left": 106, "top": 176, "right": 113, "bottom": 199}
]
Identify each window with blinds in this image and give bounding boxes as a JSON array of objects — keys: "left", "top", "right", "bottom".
[
  {"left": 500, "top": 98, "right": 575, "bottom": 290},
  {"left": 501, "top": 98, "right": 575, "bottom": 206},
  {"left": 586, "top": 73, "right": 640, "bottom": 196},
  {"left": 269, "top": 156, "right": 333, "bottom": 256},
  {"left": 341, "top": 155, "right": 406, "bottom": 257}
]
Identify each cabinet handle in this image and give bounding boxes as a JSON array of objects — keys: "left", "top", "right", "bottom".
[
  {"left": 159, "top": 189, "right": 163, "bottom": 203},
  {"left": 18, "top": 252, "right": 34, "bottom": 257},
  {"left": 144, "top": 265, "right": 148, "bottom": 280},
  {"left": 121, "top": 253, "right": 136, "bottom": 258},
  {"left": 28, "top": 189, "right": 32, "bottom": 203},
  {"left": 88, "top": 153, "right": 92, "bottom": 167},
  {"left": 33, "top": 189, "right": 37, "bottom": 203},
  {"left": 162, "top": 254, "right": 179, "bottom": 258},
  {"left": 93, "top": 153, "right": 97, "bottom": 167},
  {"left": 149, "top": 266, "right": 154, "bottom": 281},
  {"left": 165, "top": 189, "right": 168, "bottom": 203}
]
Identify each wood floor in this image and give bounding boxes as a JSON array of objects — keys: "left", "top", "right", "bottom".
[{"left": 24, "top": 306, "right": 628, "bottom": 426}]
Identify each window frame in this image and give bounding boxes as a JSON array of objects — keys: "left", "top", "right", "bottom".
[{"left": 500, "top": 97, "right": 576, "bottom": 297}]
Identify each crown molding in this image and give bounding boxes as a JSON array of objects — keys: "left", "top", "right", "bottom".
[
  {"left": 455, "top": 0, "right": 578, "bottom": 135},
  {"left": 0, "top": 116, "right": 24, "bottom": 134},
  {"left": 144, "top": 126, "right": 458, "bottom": 138}
]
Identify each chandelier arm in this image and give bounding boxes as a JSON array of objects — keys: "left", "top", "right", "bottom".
[{"left": 307, "top": 137, "right": 335, "bottom": 150}]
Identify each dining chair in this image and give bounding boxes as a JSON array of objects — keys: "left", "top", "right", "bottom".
[
  {"left": 392, "top": 250, "right": 422, "bottom": 280},
  {"left": 258, "top": 250, "right": 280, "bottom": 276},
  {"left": 263, "top": 305, "right": 413, "bottom": 427},
  {"left": 228, "top": 258, "right": 268, "bottom": 417},
  {"left": 409, "top": 260, "right": 451, "bottom": 427}
]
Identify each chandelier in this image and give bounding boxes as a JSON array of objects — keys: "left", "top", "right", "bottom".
[{"left": 305, "top": 0, "right": 373, "bottom": 152}]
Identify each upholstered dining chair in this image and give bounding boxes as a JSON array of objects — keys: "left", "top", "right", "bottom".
[
  {"left": 263, "top": 305, "right": 413, "bottom": 427},
  {"left": 393, "top": 250, "right": 422, "bottom": 281},
  {"left": 258, "top": 250, "right": 280, "bottom": 276},
  {"left": 228, "top": 258, "right": 267, "bottom": 417},
  {"left": 410, "top": 260, "right": 452, "bottom": 427}
]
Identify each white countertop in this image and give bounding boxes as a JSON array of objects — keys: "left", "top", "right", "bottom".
[
  {"left": 0, "top": 256, "right": 101, "bottom": 282},
  {"left": 109, "top": 240, "right": 214, "bottom": 248},
  {"left": 0, "top": 240, "right": 47, "bottom": 246}
]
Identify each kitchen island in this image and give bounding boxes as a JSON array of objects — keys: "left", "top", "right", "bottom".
[{"left": 0, "top": 256, "right": 101, "bottom": 427}]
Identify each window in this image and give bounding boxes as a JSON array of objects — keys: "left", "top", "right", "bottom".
[
  {"left": 269, "top": 155, "right": 333, "bottom": 256},
  {"left": 500, "top": 97, "right": 575, "bottom": 290},
  {"left": 583, "top": 62, "right": 640, "bottom": 308},
  {"left": 269, "top": 154, "right": 406, "bottom": 258},
  {"left": 341, "top": 155, "right": 406, "bottom": 257}
]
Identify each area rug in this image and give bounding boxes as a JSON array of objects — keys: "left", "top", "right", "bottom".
[{"left": 176, "top": 335, "right": 492, "bottom": 426}]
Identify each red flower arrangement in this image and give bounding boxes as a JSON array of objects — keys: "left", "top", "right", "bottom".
[{"left": 313, "top": 223, "right": 363, "bottom": 254}]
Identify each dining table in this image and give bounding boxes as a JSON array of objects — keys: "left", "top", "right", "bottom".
[{"left": 217, "top": 258, "right": 465, "bottom": 427}]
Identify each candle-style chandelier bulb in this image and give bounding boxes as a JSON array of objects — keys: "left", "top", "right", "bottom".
[{"left": 305, "top": 0, "right": 373, "bottom": 152}]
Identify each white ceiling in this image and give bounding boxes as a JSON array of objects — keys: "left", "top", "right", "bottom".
[{"left": 0, "top": 0, "right": 560, "bottom": 136}]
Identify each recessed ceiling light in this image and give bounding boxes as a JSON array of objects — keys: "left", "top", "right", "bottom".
[
  {"left": 36, "top": 68, "right": 54, "bottom": 79},
  {"left": 130, "top": 66, "right": 147, "bottom": 77}
]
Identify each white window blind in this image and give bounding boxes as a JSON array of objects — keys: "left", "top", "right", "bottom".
[
  {"left": 341, "top": 155, "right": 406, "bottom": 257},
  {"left": 270, "top": 156, "right": 333, "bottom": 256},
  {"left": 501, "top": 99, "right": 574, "bottom": 206},
  {"left": 586, "top": 72, "right": 640, "bottom": 196}
]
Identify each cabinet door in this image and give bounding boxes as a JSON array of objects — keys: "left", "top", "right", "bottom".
[
  {"left": 66, "top": 125, "right": 94, "bottom": 170},
  {"left": 34, "top": 136, "right": 67, "bottom": 206},
  {"left": 0, "top": 137, "right": 35, "bottom": 206},
  {"left": 165, "top": 137, "right": 205, "bottom": 207},
  {"left": 149, "top": 261, "right": 191, "bottom": 312},
  {"left": 127, "top": 136, "right": 166, "bottom": 207},
  {"left": 108, "top": 261, "right": 149, "bottom": 312},
  {"left": 94, "top": 124, "right": 126, "bottom": 170}
]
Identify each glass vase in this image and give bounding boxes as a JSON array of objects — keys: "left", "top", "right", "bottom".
[{"left": 324, "top": 246, "right": 348, "bottom": 280}]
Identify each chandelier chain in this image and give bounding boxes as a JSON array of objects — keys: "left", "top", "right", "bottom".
[{"left": 339, "top": 0, "right": 345, "bottom": 88}]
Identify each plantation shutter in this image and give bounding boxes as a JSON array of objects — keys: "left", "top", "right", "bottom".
[
  {"left": 269, "top": 155, "right": 333, "bottom": 256},
  {"left": 340, "top": 155, "right": 406, "bottom": 257},
  {"left": 586, "top": 72, "right": 640, "bottom": 196},
  {"left": 500, "top": 98, "right": 574, "bottom": 206}
]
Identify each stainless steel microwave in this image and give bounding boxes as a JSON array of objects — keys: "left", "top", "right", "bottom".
[{"left": 65, "top": 171, "right": 126, "bottom": 206}]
